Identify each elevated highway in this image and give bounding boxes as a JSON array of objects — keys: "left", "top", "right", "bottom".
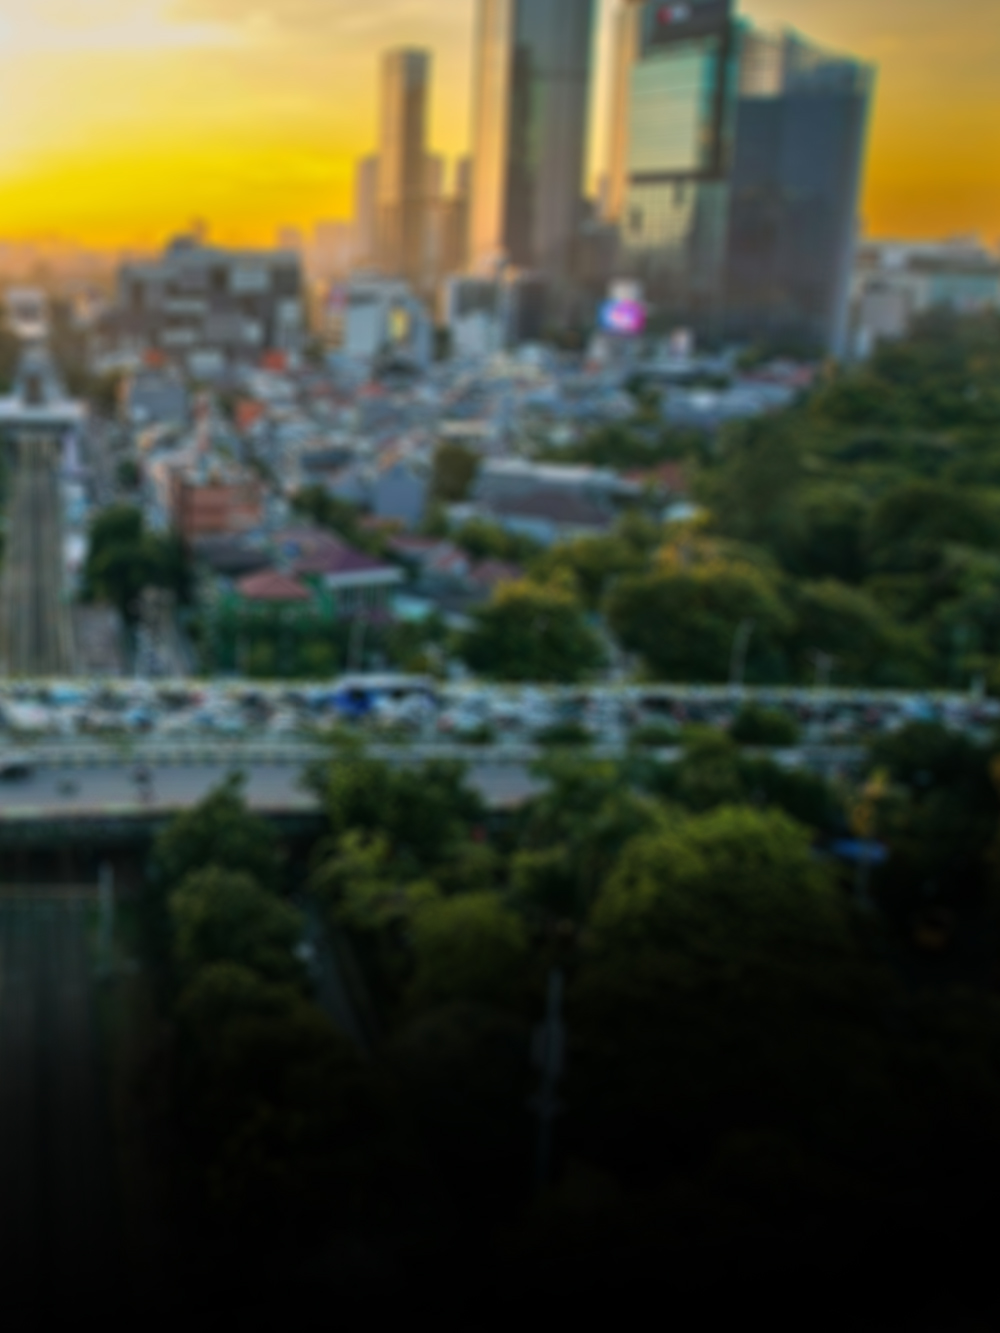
[{"left": 0, "top": 739, "right": 865, "bottom": 849}]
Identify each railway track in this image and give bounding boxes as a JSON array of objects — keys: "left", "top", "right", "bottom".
[{"left": 0, "top": 435, "right": 75, "bottom": 677}]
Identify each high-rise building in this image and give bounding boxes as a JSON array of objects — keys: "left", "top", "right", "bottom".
[
  {"left": 377, "top": 49, "right": 432, "bottom": 285},
  {"left": 604, "top": 0, "right": 644, "bottom": 224},
  {"left": 612, "top": 1, "right": 874, "bottom": 353},
  {"left": 618, "top": 0, "right": 741, "bottom": 328},
  {"left": 277, "top": 226, "right": 304, "bottom": 253},
  {"left": 425, "top": 159, "right": 472, "bottom": 295},
  {"left": 724, "top": 31, "right": 875, "bottom": 355},
  {"left": 354, "top": 156, "right": 380, "bottom": 268},
  {"left": 469, "top": 0, "right": 597, "bottom": 281},
  {"left": 312, "top": 222, "right": 355, "bottom": 279}
]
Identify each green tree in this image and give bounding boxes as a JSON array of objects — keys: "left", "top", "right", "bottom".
[
  {"left": 170, "top": 867, "right": 305, "bottom": 988},
  {"left": 698, "top": 415, "right": 807, "bottom": 550},
  {"left": 314, "top": 747, "right": 485, "bottom": 874},
  {"left": 866, "top": 722, "right": 1000, "bottom": 922},
  {"left": 385, "top": 1003, "right": 533, "bottom": 1219},
  {"left": 788, "top": 579, "right": 932, "bottom": 687},
  {"left": 570, "top": 807, "right": 888, "bottom": 1180},
  {"left": 452, "top": 517, "right": 542, "bottom": 565},
  {"left": 865, "top": 480, "right": 1000, "bottom": 575},
  {"left": 84, "top": 503, "right": 192, "bottom": 620},
  {"left": 606, "top": 557, "right": 792, "bottom": 683},
  {"left": 151, "top": 774, "right": 282, "bottom": 893},
  {"left": 730, "top": 704, "right": 799, "bottom": 748},
  {"left": 515, "top": 755, "right": 662, "bottom": 922},
  {"left": 173, "top": 963, "right": 400, "bottom": 1244},
  {"left": 409, "top": 893, "right": 529, "bottom": 1008},
  {"left": 116, "top": 457, "right": 141, "bottom": 491},
  {"left": 590, "top": 805, "right": 843, "bottom": 957},
  {"left": 431, "top": 441, "right": 479, "bottom": 503},
  {"left": 777, "top": 483, "right": 870, "bottom": 584},
  {"left": 532, "top": 534, "right": 647, "bottom": 611},
  {"left": 459, "top": 579, "right": 606, "bottom": 683}
]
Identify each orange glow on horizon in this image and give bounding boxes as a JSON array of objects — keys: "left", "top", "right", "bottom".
[{"left": 0, "top": 0, "right": 996, "bottom": 252}]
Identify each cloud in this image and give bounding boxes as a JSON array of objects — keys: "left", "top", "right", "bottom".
[
  {"left": 0, "top": 1, "right": 239, "bottom": 52},
  {"left": 171, "top": 0, "right": 472, "bottom": 40}
]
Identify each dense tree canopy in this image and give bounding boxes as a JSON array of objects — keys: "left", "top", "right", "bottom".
[
  {"left": 84, "top": 503, "right": 191, "bottom": 621},
  {"left": 152, "top": 774, "right": 282, "bottom": 893},
  {"left": 170, "top": 867, "right": 305, "bottom": 988},
  {"left": 459, "top": 579, "right": 606, "bottom": 683}
]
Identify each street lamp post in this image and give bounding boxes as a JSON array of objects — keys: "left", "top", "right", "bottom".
[
  {"left": 98, "top": 861, "right": 115, "bottom": 979},
  {"left": 529, "top": 969, "right": 566, "bottom": 1193},
  {"left": 729, "top": 619, "right": 755, "bottom": 690}
]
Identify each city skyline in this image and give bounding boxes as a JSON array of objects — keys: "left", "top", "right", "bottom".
[{"left": 0, "top": 0, "right": 996, "bottom": 249}]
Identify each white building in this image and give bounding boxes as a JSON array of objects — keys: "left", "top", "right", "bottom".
[
  {"left": 851, "top": 240, "right": 1000, "bottom": 358},
  {"left": 343, "top": 277, "right": 432, "bottom": 369}
]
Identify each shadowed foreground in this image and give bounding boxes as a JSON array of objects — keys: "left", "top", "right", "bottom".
[{"left": 0, "top": 892, "right": 119, "bottom": 1313}]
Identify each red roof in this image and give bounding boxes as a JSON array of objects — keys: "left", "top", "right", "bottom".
[
  {"left": 236, "top": 570, "right": 311, "bottom": 603},
  {"left": 624, "top": 461, "right": 689, "bottom": 496},
  {"left": 306, "top": 547, "right": 394, "bottom": 579},
  {"left": 359, "top": 514, "right": 402, "bottom": 532},
  {"left": 235, "top": 399, "right": 267, "bottom": 431},
  {"left": 389, "top": 536, "right": 443, "bottom": 557}
]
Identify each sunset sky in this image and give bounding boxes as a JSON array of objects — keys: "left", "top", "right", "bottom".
[{"left": 0, "top": 0, "right": 996, "bottom": 249}]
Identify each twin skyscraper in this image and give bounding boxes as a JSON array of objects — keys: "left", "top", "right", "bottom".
[{"left": 358, "top": 0, "right": 874, "bottom": 356}]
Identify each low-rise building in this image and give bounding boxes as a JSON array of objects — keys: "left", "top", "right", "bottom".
[
  {"left": 122, "top": 368, "right": 190, "bottom": 427},
  {"left": 851, "top": 240, "right": 1000, "bottom": 358},
  {"left": 170, "top": 472, "right": 265, "bottom": 540},
  {"left": 116, "top": 235, "right": 306, "bottom": 373}
]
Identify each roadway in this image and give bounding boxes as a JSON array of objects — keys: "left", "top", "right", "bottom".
[
  {"left": 0, "top": 757, "right": 547, "bottom": 823},
  {"left": 0, "top": 890, "right": 120, "bottom": 1308},
  {"left": 0, "top": 436, "right": 75, "bottom": 677}
]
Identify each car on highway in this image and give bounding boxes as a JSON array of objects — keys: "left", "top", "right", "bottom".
[{"left": 0, "top": 753, "right": 34, "bottom": 781}]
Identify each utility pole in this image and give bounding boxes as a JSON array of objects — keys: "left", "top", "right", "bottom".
[
  {"left": 729, "top": 618, "right": 755, "bottom": 690},
  {"left": 529, "top": 969, "right": 566, "bottom": 1193},
  {"left": 813, "top": 651, "right": 835, "bottom": 690}
]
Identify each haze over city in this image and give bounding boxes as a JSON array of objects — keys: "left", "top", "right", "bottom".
[
  {"left": 2, "top": 2, "right": 1000, "bottom": 1325},
  {"left": 0, "top": 0, "right": 996, "bottom": 247}
]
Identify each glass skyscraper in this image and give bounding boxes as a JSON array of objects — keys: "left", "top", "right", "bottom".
[
  {"left": 725, "top": 33, "right": 875, "bottom": 355},
  {"left": 377, "top": 49, "right": 431, "bottom": 288},
  {"left": 619, "top": 1, "right": 740, "bottom": 328},
  {"left": 470, "top": 0, "right": 597, "bottom": 282},
  {"left": 613, "top": 2, "right": 874, "bottom": 353}
]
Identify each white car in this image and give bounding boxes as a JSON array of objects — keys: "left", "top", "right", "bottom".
[{"left": 437, "top": 706, "right": 491, "bottom": 738}]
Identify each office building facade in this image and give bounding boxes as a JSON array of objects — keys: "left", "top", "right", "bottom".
[
  {"left": 725, "top": 32, "right": 875, "bottom": 355},
  {"left": 605, "top": 0, "right": 645, "bottom": 224},
  {"left": 354, "top": 156, "right": 380, "bottom": 268},
  {"left": 619, "top": 0, "right": 740, "bottom": 328},
  {"left": 611, "top": 1, "right": 874, "bottom": 353},
  {"left": 470, "top": 0, "right": 597, "bottom": 282},
  {"left": 117, "top": 237, "right": 305, "bottom": 371},
  {"left": 850, "top": 240, "right": 1000, "bottom": 359},
  {"left": 377, "top": 49, "right": 432, "bottom": 286}
]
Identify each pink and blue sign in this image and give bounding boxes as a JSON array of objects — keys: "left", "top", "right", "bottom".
[{"left": 599, "top": 298, "right": 647, "bottom": 337}]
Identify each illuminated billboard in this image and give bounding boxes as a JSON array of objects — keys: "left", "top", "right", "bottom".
[
  {"left": 647, "top": 0, "right": 732, "bottom": 45},
  {"left": 599, "top": 298, "right": 647, "bottom": 337}
]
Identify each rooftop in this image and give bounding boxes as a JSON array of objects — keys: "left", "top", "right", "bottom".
[{"left": 236, "top": 570, "right": 312, "bottom": 603}]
